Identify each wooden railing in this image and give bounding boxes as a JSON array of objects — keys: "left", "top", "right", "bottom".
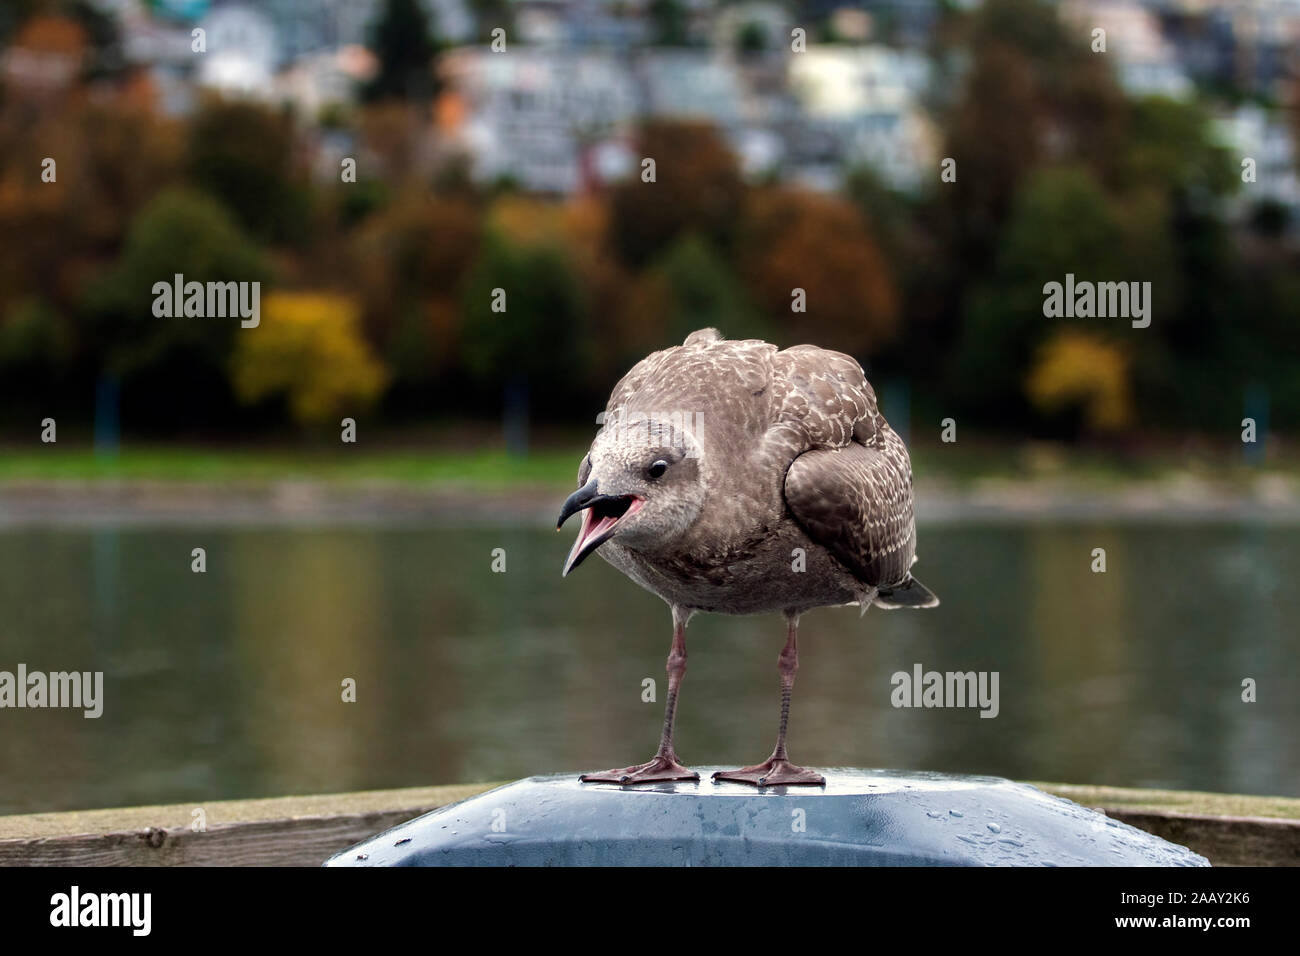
[{"left": 1, "top": 781, "right": 1296, "bottom": 867}]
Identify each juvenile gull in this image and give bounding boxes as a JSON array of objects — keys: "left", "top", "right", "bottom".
[{"left": 557, "top": 328, "right": 938, "bottom": 786}]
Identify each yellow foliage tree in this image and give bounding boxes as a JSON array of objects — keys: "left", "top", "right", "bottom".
[
  {"left": 232, "top": 292, "right": 389, "bottom": 426},
  {"left": 1025, "top": 330, "right": 1134, "bottom": 432}
]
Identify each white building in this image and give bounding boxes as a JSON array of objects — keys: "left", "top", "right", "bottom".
[
  {"left": 442, "top": 48, "right": 642, "bottom": 193},
  {"left": 1214, "top": 104, "right": 1300, "bottom": 228},
  {"left": 195, "top": 4, "right": 278, "bottom": 96},
  {"left": 1062, "top": 0, "right": 1194, "bottom": 99},
  {"left": 787, "top": 45, "right": 937, "bottom": 192}
]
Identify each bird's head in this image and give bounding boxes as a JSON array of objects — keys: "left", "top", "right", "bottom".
[{"left": 557, "top": 416, "right": 704, "bottom": 576}]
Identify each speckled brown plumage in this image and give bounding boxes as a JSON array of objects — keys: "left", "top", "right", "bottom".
[{"left": 592, "top": 328, "right": 937, "bottom": 615}]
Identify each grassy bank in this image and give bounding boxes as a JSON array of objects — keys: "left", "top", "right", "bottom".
[
  {"left": 0, "top": 438, "right": 1293, "bottom": 491},
  {"left": 0, "top": 446, "right": 582, "bottom": 487}
]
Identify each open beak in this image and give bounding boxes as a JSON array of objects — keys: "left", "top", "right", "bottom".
[{"left": 557, "top": 478, "right": 644, "bottom": 577}]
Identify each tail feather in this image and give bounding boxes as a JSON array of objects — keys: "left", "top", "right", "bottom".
[{"left": 873, "top": 576, "right": 939, "bottom": 609}]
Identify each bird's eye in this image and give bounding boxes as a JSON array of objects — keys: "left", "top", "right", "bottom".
[{"left": 647, "top": 460, "right": 669, "bottom": 479}]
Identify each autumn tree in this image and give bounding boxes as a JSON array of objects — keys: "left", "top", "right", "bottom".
[
  {"left": 608, "top": 120, "right": 745, "bottom": 269},
  {"left": 739, "top": 188, "right": 898, "bottom": 356},
  {"left": 232, "top": 293, "right": 388, "bottom": 427},
  {"left": 352, "top": 192, "right": 482, "bottom": 392}
]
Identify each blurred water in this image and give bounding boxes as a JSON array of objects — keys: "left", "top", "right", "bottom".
[{"left": 0, "top": 521, "right": 1296, "bottom": 814}]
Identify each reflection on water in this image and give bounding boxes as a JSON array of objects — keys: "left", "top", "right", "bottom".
[{"left": 0, "top": 521, "right": 1296, "bottom": 814}]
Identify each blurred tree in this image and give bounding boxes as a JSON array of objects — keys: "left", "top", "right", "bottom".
[
  {"left": 0, "top": 2, "right": 118, "bottom": 76},
  {"left": 0, "top": 1, "right": 39, "bottom": 45},
  {"left": 608, "top": 121, "right": 745, "bottom": 268},
  {"left": 0, "top": 97, "right": 181, "bottom": 316},
  {"left": 1118, "top": 97, "right": 1241, "bottom": 428},
  {"left": 735, "top": 21, "right": 768, "bottom": 56},
  {"left": 466, "top": 0, "right": 514, "bottom": 42},
  {"left": 232, "top": 292, "right": 389, "bottom": 427},
  {"left": 3, "top": 12, "right": 87, "bottom": 76},
  {"left": 186, "top": 98, "right": 307, "bottom": 243},
  {"left": 363, "top": 0, "right": 438, "bottom": 102},
  {"left": 935, "top": 0, "right": 1126, "bottom": 291},
  {"left": 0, "top": 295, "right": 77, "bottom": 425},
  {"left": 844, "top": 165, "right": 912, "bottom": 267},
  {"left": 740, "top": 188, "right": 898, "bottom": 355},
  {"left": 648, "top": 0, "right": 690, "bottom": 47},
  {"left": 83, "top": 188, "right": 268, "bottom": 424},
  {"left": 1026, "top": 331, "right": 1134, "bottom": 435},
  {"left": 953, "top": 166, "right": 1130, "bottom": 425},
  {"left": 353, "top": 192, "right": 481, "bottom": 390},
  {"left": 622, "top": 234, "right": 767, "bottom": 351},
  {"left": 69, "top": 0, "right": 123, "bottom": 80},
  {"left": 358, "top": 101, "right": 433, "bottom": 184},
  {"left": 1119, "top": 97, "right": 1238, "bottom": 200},
  {"left": 0, "top": 296, "right": 72, "bottom": 369},
  {"left": 558, "top": 195, "right": 638, "bottom": 391},
  {"left": 75, "top": 100, "right": 184, "bottom": 246},
  {"left": 460, "top": 230, "right": 588, "bottom": 450}
]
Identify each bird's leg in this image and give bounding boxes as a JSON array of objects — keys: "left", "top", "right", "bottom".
[
  {"left": 580, "top": 611, "right": 699, "bottom": 785},
  {"left": 713, "top": 616, "right": 825, "bottom": 787}
]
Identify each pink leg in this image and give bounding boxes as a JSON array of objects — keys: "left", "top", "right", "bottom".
[
  {"left": 713, "top": 617, "right": 825, "bottom": 787},
  {"left": 581, "top": 612, "right": 699, "bottom": 785}
]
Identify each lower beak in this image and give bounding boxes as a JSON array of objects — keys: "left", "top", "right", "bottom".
[{"left": 557, "top": 480, "right": 643, "bottom": 576}]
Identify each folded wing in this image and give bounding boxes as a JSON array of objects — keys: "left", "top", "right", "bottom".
[{"left": 783, "top": 436, "right": 917, "bottom": 591}]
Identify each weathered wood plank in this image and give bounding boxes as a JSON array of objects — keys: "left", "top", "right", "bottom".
[
  {"left": 1036, "top": 782, "right": 1300, "bottom": 822},
  {"left": 0, "top": 783, "right": 500, "bottom": 867},
  {"left": 0, "top": 780, "right": 1295, "bottom": 867}
]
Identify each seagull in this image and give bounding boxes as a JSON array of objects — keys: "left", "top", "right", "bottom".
[{"left": 557, "top": 329, "right": 938, "bottom": 787}]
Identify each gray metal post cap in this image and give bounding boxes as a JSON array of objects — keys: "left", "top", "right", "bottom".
[{"left": 327, "top": 769, "right": 1210, "bottom": 867}]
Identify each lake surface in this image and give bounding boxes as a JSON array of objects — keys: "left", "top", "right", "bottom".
[{"left": 1, "top": 520, "right": 1296, "bottom": 814}]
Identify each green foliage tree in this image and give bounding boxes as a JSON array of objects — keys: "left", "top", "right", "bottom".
[
  {"left": 953, "top": 166, "right": 1131, "bottom": 425},
  {"left": 642, "top": 234, "right": 767, "bottom": 346},
  {"left": 648, "top": 0, "right": 690, "bottom": 47},
  {"left": 83, "top": 188, "right": 268, "bottom": 422},
  {"left": 0, "top": 297, "right": 75, "bottom": 419},
  {"left": 187, "top": 98, "right": 306, "bottom": 243},
  {"left": 363, "top": 0, "right": 438, "bottom": 102},
  {"left": 460, "top": 231, "right": 588, "bottom": 436}
]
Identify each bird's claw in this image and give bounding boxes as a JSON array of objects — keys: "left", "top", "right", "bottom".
[
  {"left": 580, "top": 753, "right": 699, "bottom": 785},
  {"left": 712, "top": 758, "right": 825, "bottom": 788}
]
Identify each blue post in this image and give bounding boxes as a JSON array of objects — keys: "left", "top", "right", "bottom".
[
  {"left": 882, "top": 379, "right": 911, "bottom": 446},
  {"left": 1243, "top": 383, "right": 1268, "bottom": 465},
  {"left": 94, "top": 374, "right": 120, "bottom": 459},
  {"left": 504, "top": 377, "right": 530, "bottom": 458}
]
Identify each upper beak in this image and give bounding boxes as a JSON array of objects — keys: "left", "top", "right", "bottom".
[
  {"left": 557, "top": 478, "right": 643, "bottom": 577},
  {"left": 557, "top": 478, "right": 601, "bottom": 531}
]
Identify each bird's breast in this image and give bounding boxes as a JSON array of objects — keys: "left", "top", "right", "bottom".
[{"left": 600, "top": 517, "right": 861, "bottom": 615}]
